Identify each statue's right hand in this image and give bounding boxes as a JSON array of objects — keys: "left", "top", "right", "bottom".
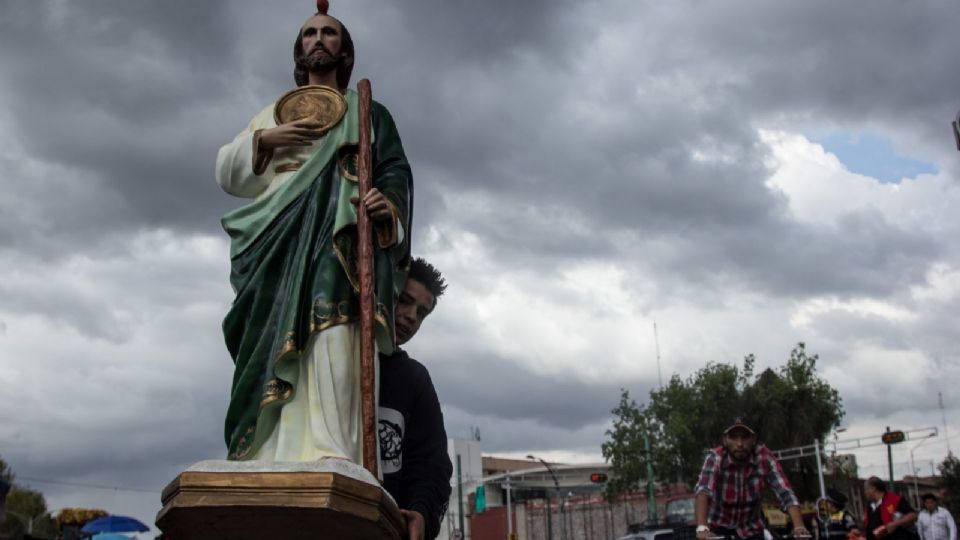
[{"left": 259, "top": 120, "right": 325, "bottom": 150}]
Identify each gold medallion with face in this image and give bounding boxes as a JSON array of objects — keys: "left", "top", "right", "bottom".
[{"left": 274, "top": 85, "right": 347, "bottom": 135}]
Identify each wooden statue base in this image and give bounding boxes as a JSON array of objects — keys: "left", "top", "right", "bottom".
[{"left": 157, "top": 460, "right": 405, "bottom": 540}]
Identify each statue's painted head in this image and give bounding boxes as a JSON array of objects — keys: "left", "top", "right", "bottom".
[{"left": 293, "top": 0, "right": 355, "bottom": 89}]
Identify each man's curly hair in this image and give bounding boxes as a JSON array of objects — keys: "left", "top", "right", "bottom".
[{"left": 408, "top": 258, "right": 447, "bottom": 307}]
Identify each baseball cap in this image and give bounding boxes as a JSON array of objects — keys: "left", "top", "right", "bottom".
[{"left": 723, "top": 415, "right": 756, "bottom": 435}]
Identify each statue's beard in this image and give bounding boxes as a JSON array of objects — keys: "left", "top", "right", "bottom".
[{"left": 298, "top": 46, "right": 343, "bottom": 75}]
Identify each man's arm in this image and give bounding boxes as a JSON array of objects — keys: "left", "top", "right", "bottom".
[
  {"left": 884, "top": 499, "right": 917, "bottom": 535},
  {"left": 786, "top": 506, "right": 810, "bottom": 536},
  {"left": 946, "top": 509, "right": 957, "bottom": 540},
  {"left": 696, "top": 492, "right": 711, "bottom": 538},
  {"left": 694, "top": 451, "right": 718, "bottom": 540},
  {"left": 763, "top": 452, "right": 808, "bottom": 535},
  {"left": 400, "top": 509, "right": 426, "bottom": 540}
]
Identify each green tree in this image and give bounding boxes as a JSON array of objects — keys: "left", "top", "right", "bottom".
[
  {"left": 601, "top": 389, "right": 658, "bottom": 500},
  {"left": 937, "top": 453, "right": 960, "bottom": 518},
  {"left": 0, "top": 456, "right": 59, "bottom": 540},
  {"left": 602, "top": 343, "right": 844, "bottom": 500}
]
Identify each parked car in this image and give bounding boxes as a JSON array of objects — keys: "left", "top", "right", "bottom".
[{"left": 665, "top": 494, "right": 697, "bottom": 540}]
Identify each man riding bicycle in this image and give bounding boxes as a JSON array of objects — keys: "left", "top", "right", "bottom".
[{"left": 694, "top": 416, "right": 811, "bottom": 540}]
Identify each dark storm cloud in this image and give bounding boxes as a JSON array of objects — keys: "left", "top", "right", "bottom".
[
  {"left": 388, "top": 0, "right": 958, "bottom": 303},
  {"left": 0, "top": 0, "right": 580, "bottom": 258},
  {"left": 0, "top": 0, "right": 240, "bottom": 248},
  {"left": 427, "top": 345, "right": 644, "bottom": 431},
  {"left": 2, "top": 0, "right": 957, "bottom": 276},
  {"left": 641, "top": 207, "right": 941, "bottom": 300}
]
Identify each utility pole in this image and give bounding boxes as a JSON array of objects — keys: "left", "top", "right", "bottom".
[
  {"left": 886, "top": 427, "right": 896, "bottom": 487},
  {"left": 544, "top": 496, "right": 552, "bottom": 540},
  {"left": 505, "top": 472, "right": 515, "bottom": 540},
  {"left": 910, "top": 436, "right": 933, "bottom": 508},
  {"left": 813, "top": 439, "right": 826, "bottom": 501},
  {"left": 529, "top": 454, "right": 561, "bottom": 540},
  {"left": 654, "top": 322, "right": 663, "bottom": 389},
  {"left": 940, "top": 392, "right": 952, "bottom": 455},
  {"left": 457, "top": 454, "right": 465, "bottom": 536},
  {"left": 645, "top": 434, "right": 658, "bottom": 522}
]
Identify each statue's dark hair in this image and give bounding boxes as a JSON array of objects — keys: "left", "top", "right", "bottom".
[
  {"left": 293, "top": 16, "right": 355, "bottom": 89},
  {"left": 408, "top": 258, "right": 447, "bottom": 308}
]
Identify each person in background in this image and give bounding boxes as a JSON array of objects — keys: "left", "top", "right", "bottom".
[
  {"left": 852, "top": 477, "right": 917, "bottom": 540},
  {"left": 819, "top": 487, "right": 859, "bottom": 540},
  {"left": 917, "top": 493, "right": 955, "bottom": 540}
]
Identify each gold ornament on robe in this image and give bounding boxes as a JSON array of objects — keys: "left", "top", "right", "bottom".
[{"left": 274, "top": 85, "right": 347, "bottom": 134}]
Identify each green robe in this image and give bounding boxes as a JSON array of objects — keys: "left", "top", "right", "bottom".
[{"left": 220, "top": 91, "right": 412, "bottom": 460}]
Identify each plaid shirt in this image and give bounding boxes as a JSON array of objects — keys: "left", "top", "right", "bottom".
[{"left": 695, "top": 444, "right": 800, "bottom": 539}]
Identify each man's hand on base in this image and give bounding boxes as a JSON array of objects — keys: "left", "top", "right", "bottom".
[{"left": 400, "top": 509, "right": 425, "bottom": 540}]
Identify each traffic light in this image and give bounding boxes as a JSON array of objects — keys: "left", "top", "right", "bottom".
[
  {"left": 881, "top": 430, "right": 906, "bottom": 444},
  {"left": 590, "top": 472, "right": 608, "bottom": 483}
]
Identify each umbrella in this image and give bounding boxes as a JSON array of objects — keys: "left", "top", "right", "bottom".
[
  {"left": 81, "top": 515, "right": 149, "bottom": 534},
  {"left": 90, "top": 534, "right": 133, "bottom": 540}
]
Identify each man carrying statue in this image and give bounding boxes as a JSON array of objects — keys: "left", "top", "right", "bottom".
[{"left": 215, "top": 0, "right": 413, "bottom": 469}]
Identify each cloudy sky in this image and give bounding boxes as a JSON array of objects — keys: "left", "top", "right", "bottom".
[{"left": 1, "top": 0, "right": 959, "bottom": 534}]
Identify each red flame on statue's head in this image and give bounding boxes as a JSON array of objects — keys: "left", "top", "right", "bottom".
[{"left": 317, "top": 0, "right": 329, "bottom": 15}]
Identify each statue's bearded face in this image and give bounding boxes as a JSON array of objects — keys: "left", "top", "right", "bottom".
[{"left": 298, "top": 15, "right": 345, "bottom": 75}]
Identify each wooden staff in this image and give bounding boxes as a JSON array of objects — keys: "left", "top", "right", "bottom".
[{"left": 356, "top": 78, "right": 378, "bottom": 477}]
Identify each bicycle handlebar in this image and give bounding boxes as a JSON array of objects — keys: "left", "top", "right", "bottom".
[{"left": 703, "top": 534, "right": 813, "bottom": 540}]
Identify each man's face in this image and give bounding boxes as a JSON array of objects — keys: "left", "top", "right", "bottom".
[
  {"left": 924, "top": 499, "right": 938, "bottom": 512},
  {"left": 300, "top": 15, "right": 344, "bottom": 68},
  {"left": 394, "top": 278, "right": 435, "bottom": 346},
  {"left": 723, "top": 429, "right": 756, "bottom": 462},
  {"left": 863, "top": 481, "right": 880, "bottom": 503}
]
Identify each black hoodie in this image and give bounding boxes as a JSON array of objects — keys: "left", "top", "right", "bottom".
[{"left": 379, "top": 349, "right": 453, "bottom": 539}]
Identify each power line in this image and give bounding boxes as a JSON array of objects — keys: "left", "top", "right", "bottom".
[{"left": 17, "top": 476, "right": 157, "bottom": 494}]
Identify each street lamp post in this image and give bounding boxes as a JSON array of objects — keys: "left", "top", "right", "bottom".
[
  {"left": 910, "top": 436, "right": 934, "bottom": 508},
  {"left": 528, "top": 454, "right": 565, "bottom": 540}
]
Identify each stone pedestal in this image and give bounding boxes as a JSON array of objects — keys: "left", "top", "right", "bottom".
[{"left": 157, "top": 460, "right": 405, "bottom": 540}]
